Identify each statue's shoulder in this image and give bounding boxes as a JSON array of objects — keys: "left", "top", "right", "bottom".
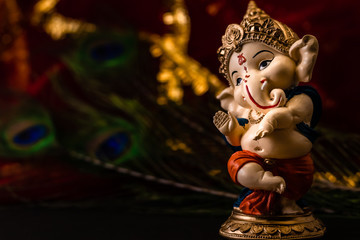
[{"left": 286, "top": 86, "right": 322, "bottom": 128}]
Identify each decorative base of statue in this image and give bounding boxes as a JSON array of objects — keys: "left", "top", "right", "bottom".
[{"left": 219, "top": 207, "right": 325, "bottom": 239}]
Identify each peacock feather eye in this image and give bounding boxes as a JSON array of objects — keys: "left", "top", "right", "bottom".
[
  {"left": 13, "top": 124, "right": 48, "bottom": 145},
  {"left": 0, "top": 91, "right": 55, "bottom": 157},
  {"left": 61, "top": 29, "right": 138, "bottom": 79},
  {"left": 90, "top": 42, "right": 125, "bottom": 62},
  {"left": 95, "top": 132, "right": 130, "bottom": 161},
  {"left": 1, "top": 119, "right": 55, "bottom": 157}
]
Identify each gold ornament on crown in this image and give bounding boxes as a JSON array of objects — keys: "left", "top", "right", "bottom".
[{"left": 217, "top": 1, "right": 299, "bottom": 84}]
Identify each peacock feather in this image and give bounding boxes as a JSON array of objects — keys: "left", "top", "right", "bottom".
[{"left": 0, "top": 91, "right": 55, "bottom": 157}]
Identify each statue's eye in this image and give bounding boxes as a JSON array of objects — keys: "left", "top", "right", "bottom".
[
  {"left": 236, "top": 77, "right": 242, "bottom": 86},
  {"left": 259, "top": 60, "right": 272, "bottom": 70}
]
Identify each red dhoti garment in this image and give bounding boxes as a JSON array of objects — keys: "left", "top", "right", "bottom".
[{"left": 228, "top": 150, "right": 314, "bottom": 215}]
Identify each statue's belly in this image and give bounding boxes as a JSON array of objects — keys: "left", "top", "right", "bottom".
[{"left": 241, "top": 125, "right": 312, "bottom": 159}]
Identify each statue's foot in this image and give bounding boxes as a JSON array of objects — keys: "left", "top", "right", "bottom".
[{"left": 280, "top": 197, "right": 304, "bottom": 214}]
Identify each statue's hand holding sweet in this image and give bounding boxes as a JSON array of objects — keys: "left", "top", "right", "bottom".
[{"left": 254, "top": 120, "right": 274, "bottom": 140}]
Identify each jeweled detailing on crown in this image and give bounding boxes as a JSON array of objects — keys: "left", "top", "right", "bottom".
[{"left": 218, "top": 1, "right": 299, "bottom": 84}]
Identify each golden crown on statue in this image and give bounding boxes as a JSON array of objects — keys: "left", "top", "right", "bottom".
[{"left": 217, "top": 1, "right": 299, "bottom": 82}]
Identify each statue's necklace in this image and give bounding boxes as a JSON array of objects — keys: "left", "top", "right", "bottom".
[{"left": 248, "top": 109, "right": 265, "bottom": 124}]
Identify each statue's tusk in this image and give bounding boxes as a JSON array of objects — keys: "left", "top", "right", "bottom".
[{"left": 261, "top": 80, "right": 267, "bottom": 91}]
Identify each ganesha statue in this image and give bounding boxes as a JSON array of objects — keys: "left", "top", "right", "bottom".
[{"left": 214, "top": 1, "right": 325, "bottom": 239}]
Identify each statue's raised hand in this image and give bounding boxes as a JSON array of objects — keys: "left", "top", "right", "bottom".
[{"left": 213, "top": 111, "right": 238, "bottom": 136}]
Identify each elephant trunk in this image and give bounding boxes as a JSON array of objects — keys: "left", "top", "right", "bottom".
[
  {"left": 269, "top": 88, "right": 286, "bottom": 108},
  {"left": 245, "top": 85, "right": 286, "bottom": 111}
]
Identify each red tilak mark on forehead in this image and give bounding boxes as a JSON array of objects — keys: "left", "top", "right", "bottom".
[
  {"left": 244, "top": 66, "right": 248, "bottom": 73},
  {"left": 245, "top": 75, "right": 250, "bottom": 78},
  {"left": 238, "top": 53, "right": 246, "bottom": 66}
]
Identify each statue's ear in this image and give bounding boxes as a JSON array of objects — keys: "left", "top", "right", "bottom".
[
  {"left": 217, "top": 87, "right": 235, "bottom": 111},
  {"left": 289, "top": 35, "right": 319, "bottom": 83}
]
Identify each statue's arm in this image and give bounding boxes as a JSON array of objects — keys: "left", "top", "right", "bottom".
[{"left": 255, "top": 94, "right": 313, "bottom": 139}]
